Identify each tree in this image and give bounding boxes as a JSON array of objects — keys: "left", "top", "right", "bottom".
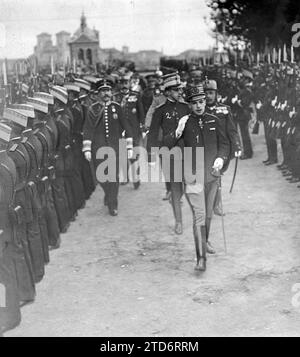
[{"left": 207, "top": 0, "right": 300, "bottom": 51}]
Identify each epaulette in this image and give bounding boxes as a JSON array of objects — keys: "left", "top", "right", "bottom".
[
  {"left": 91, "top": 101, "right": 100, "bottom": 107},
  {"left": 155, "top": 102, "right": 167, "bottom": 110},
  {"left": 54, "top": 108, "right": 64, "bottom": 114},
  {"left": 204, "top": 112, "right": 219, "bottom": 121}
]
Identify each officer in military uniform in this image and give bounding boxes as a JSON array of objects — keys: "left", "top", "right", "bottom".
[
  {"left": 204, "top": 79, "right": 241, "bottom": 217},
  {"left": 147, "top": 72, "right": 190, "bottom": 234},
  {"left": 163, "top": 84, "right": 230, "bottom": 270},
  {"left": 83, "top": 78, "right": 134, "bottom": 216},
  {"left": 231, "top": 75, "right": 254, "bottom": 159},
  {"left": 113, "top": 74, "right": 145, "bottom": 189}
]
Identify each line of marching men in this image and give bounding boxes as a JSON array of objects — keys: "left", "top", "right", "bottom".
[{"left": 0, "top": 77, "right": 100, "bottom": 335}]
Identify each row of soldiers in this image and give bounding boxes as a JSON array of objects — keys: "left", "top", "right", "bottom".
[{"left": 0, "top": 76, "right": 101, "bottom": 334}]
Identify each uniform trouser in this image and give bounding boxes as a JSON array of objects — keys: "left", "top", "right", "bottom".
[
  {"left": 82, "top": 157, "right": 95, "bottom": 199},
  {"left": 52, "top": 176, "right": 71, "bottom": 232},
  {"left": 170, "top": 182, "right": 183, "bottom": 224},
  {"left": 100, "top": 182, "right": 119, "bottom": 210},
  {"left": 26, "top": 215, "right": 45, "bottom": 283},
  {"left": 72, "top": 145, "right": 86, "bottom": 210},
  {"left": 281, "top": 136, "right": 292, "bottom": 168},
  {"left": 264, "top": 121, "right": 278, "bottom": 161},
  {"left": 36, "top": 183, "right": 50, "bottom": 264},
  {"left": 185, "top": 187, "right": 206, "bottom": 261},
  {"left": 44, "top": 184, "right": 60, "bottom": 247},
  {"left": 186, "top": 180, "right": 218, "bottom": 241},
  {"left": 0, "top": 253, "right": 21, "bottom": 333},
  {"left": 237, "top": 119, "right": 253, "bottom": 157},
  {"left": 8, "top": 230, "right": 36, "bottom": 303},
  {"left": 161, "top": 156, "right": 183, "bottom": 223}
]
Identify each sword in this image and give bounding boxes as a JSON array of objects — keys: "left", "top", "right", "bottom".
[
  {"left": 229, "top": 157, "right": 239, "bottom": 194},
  {"left": 218, "top": 178, "right": 227, "bottom": 253}
]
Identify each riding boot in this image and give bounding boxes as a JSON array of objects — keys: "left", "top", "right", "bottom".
[{"left": 194, "top": 225, "right": 207, "bottom": 271}]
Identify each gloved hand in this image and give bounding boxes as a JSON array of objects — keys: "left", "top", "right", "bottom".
[
  {"left": 281, "top": 100, "right": 287, "bottom": 110},
  {"left": 256, "top": 101, "right": 262, "bottom": 110},
  {"left": 231, "top": 95, "right": 238, "bottom": 104},
  {"left": 213, "top": 157, "right": 224, "bottom": 171},
  {"left": 84, "top": 151, "right": 91, "bottom": 162},
  {"left": 289, "top": 107, "right": 296, "bottom": 118},
  {"left": 127, "top": 148, "right": 133, "bottom": 160},
  {"left": 175, "top": 115, "right": 189, "bottom": 138},
  {"left": 235, "top": 150, "right": 242, "bottom": 158},
  {"left": 271, "top": 96, "right": 278, "bottom": 107}
]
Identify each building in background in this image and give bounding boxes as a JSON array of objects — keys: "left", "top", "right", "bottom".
[{"left": 69, "top": 12, "right": 100, "bottom": 68}]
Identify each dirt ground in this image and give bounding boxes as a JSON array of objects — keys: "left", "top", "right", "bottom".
[{"left": 6, "top": 131, "right": 300, "bottom": 337}]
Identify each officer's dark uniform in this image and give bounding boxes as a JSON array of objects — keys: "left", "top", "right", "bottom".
[
  {"left": 83, "top": 96, "right": 133, "bottom": 213},
  {"left": 147, "top": 97, "right": 190, "bottom": 231},
  {"left": 114, "top": 89, "right": 145, "bottom": 187}
]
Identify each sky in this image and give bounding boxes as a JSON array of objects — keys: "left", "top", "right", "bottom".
[{"left": 0, "top": 0, "right": 215, "bottom": 59}]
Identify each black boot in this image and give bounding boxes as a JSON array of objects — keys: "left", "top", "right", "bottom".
[{"left": 194, "top": 225, "right": 207, "bottom": 271}]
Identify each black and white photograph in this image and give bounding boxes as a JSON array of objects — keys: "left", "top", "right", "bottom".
[{"left": 0, "top": 0, "right": 300, "bottom": 338}]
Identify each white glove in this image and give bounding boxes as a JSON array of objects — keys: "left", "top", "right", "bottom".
[
  {"left": 289, "top": 107, "right": 296, "bottom": 118},
  {"left": 231, "top": 95, "right": 238, "bottom": 104},
  {"left": 175, "top": 115, "right": 189, "bottom": 138},
  {"left": 84, "top": 151, "right": 91, "bottom": 162},
  {"left": 142, "top": 131, "right": 147, "bottom": 139},
  {"left": 221, "top": 96, "right": 228, "bottom": 103},
  {"left": 237, "top": 99, "right": 242, "bottom": 106},
  {"left": 127, "top": 148, "right": 133, "bottom": 160},
  {"left": 256, "top": 101, "right": 262, "bottom": 110},
  {"left": 235, "top": 150, "right": 242, "bottom": 158},
  {"left": 213, "top": 158, "right": 224, "bottom": 171},
  {"left": 271, "top": 96, "right": 277, "bottom": 107},
  {"left": 281, "top": 100, "right": 287, "bottom": 110}
]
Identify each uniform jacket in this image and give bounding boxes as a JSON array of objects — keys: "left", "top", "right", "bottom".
[
  {"left": 146, "top": 99, "right": 190, "bottom": 162},
  {"left": 206, "top": 102, "right": 241, "bottom": 166},
  {"left": 164, "top": 112, "right": 230, "bottom": 184},
  {"left": 83, "top": 101, "right": 133, "bottom": 158}
]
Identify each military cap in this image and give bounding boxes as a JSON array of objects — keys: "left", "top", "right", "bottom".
[
  {"left": 49, "top": 85, "right": 68, "bottom": 104},
  {"left": 34, "top": 92, "right": 54, "bottom": 105},
  {"left": 2, "top": 108, "right": 30, "bottom": 128},
  {"left": 162, "top": 72, "right": 182, "bottom": 90},
  {"left": 98, "top": 77, "right": 114, "bottom": 90},
  {"left": 185, "top": 84, "right": 206, "bottom": 102},
  {"left": 27, "top": 97, "right": 49, "bottom": 114},
  {"left": 204, "top": 79, "right": 217, "bottom": 91},
  {"left": 64, "top": 82, "right": 80, "bottom": 93},
  {"left": 74, "top": 78, "right": 91, "bottom": 91},
  {"left": 10, "top": 104, "right": 35, "bottom": 118},
  {"left": 0, "top": 122, "right": 12, "bottom": 142}
]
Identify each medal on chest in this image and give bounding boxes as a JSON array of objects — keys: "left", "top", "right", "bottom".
[
  {"left": 111, "top": 105, "right": 118, "bottom": 120},
  {"left": 198, "top": 118, "right": 204, "bottom": 129}
]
